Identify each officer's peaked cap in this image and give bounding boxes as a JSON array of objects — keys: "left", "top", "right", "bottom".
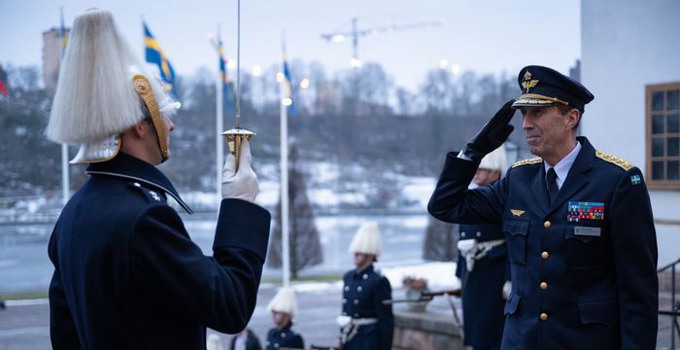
[{"left": 511, "top": 65, "right": 594, "bottom": 112}]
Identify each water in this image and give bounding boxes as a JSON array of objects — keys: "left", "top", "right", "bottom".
[{"left": 0, "top": 213, "right": 429, "bottom": 295}]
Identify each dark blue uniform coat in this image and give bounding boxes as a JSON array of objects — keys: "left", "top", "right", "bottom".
[
  {"left": 341, "top": 264, "right": 394, "bottom": 350},
  {"left": 229, "top": 329, "right": 263, "bottom": 350},
  {"left": 456, "top": 223, "right": 507, "bottom": 348},
  {"left": 265, "top": 322, "right": 304, "bottom": 350},
  {"left": 429, "top": 137, "right": 658, "bottom": 349},
  {"left": 48, "top": 153, "right": 271, "bottom": 349}
]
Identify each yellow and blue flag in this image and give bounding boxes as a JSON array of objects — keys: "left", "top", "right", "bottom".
[
  {"left": 282, "top": 45, "right": 297, "bottom": 117},
  {"left": 217, "top": 37, "right": 235, "bottom": 114},
  {"left": 143, "top": 21, "right": 175, "bottom": 94},
  {"left": 59, "top": 8, "right": 69, "bottom": 58}
]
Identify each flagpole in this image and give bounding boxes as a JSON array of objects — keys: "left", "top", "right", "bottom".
[
  {"left": 215, "top": 25, "right": 224, "bottom": 212},
  {"left": 280, "top": 65, "right": 290, "bottom": 288},
  {"left": 280, "top": 32, "right": 291, "bottom": 287},
  {"left": 60, "top": 7, "right": 70, "bottom": 205}
]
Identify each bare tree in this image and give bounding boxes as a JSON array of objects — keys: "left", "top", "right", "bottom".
[
  {"left": 267, "top": 144, "right": 323, "bottom": 278},
  {"left": 358, "top": 62, "right": 394, "bottom": 116},
  {"left": 423, "top": 215, "right": 458, "bottom": 262}
]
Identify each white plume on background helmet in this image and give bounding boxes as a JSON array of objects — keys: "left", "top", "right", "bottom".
[
  {"left": 478, "top": 144, "right": 508, "bottom": 175},
  {"left": 348, "top": 221, "right": 383, "bottom": 256},
  {"left": 267, "top": 286, "right": 298, "bottom": 319}
]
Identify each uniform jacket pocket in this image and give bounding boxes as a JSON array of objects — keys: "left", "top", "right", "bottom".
[
  {"left": 503, "top": 219, "right": 529, "bottom": 265},
  {"left": 565, "top": 224, "right": 606, "bottom": 270},
  {"left": 578, "top": 300, "right": 618, "bottom": 327}
]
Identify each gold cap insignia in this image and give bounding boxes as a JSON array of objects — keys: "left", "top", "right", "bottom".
[
  {"left": 521, "top": 70, "right": 539, "bottom": 93},
  {"left": 510, "top": 209, "right": 526, "bottom": 217}
]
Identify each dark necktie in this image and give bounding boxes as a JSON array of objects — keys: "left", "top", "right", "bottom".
[{"left": 546, "top": 167, "right": 559, "bottom": 205}]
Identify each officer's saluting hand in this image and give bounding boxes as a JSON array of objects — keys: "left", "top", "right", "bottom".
[{"left": 462, "top": 99, "right": 516, "bottom": 162}]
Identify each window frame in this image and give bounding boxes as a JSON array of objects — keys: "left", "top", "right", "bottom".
[{"left": 645, "top": 82, "right": 680, "bottom": 190}]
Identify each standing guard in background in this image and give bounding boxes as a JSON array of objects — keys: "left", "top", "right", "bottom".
[
  {"left": 229, "top": 328, "right": 263, "bottom": 350},
  {"left": 428, "top": 65, "right": 658, "bottom": 349},
  {"left": 338, "top": 222, "right": 394, "bottom": 350},
  {"left": 455, "top": 146, "right": 510, "bottom": 350},
  {"left": 45, "top": 9, "right": 270, "bottom": 349},
  {"left": 265, "top": 287, "right": 305, "bottom": 350}
]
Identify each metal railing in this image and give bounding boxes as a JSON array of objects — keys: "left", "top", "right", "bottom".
[{"left": 658, "top": 257, "right": 680, "bottom": 349}]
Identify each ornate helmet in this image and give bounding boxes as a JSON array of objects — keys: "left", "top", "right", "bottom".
[
  {"left": 348, "top": 221, "right": 383, "bottom": 257},
  {"left": 46, "top": 9, "right": 179, "bottom": 163}
]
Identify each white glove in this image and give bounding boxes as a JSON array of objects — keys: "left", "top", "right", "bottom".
[
  {"left": 221, "top": 138, "right": 259, "bottom": 202},
  {"left": 502, "top": 281, "right": 512, "bottom": 300}
]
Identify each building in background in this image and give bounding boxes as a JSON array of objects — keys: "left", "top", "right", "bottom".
[
  {"left": 581, "top": 0, "right": 680, "bottom": 267},
  {"left": 42, "top": 27, "right": 69, "bottom": 92}
]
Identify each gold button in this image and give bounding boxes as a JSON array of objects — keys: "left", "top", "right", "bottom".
[
  {"left": 541, "top": 251, "right": 549, "bottom": 259},
  {"left": 540, "top": 282, "right": 548, "bottom": 290},
  {"left": 540, "top": 312, "right": 549, "bottom": 321},
  {"left": 544, "top": 221, "right": 552, "bottom": 229}
]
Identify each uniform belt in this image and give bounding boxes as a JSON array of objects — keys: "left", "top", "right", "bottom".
[
  {"left": 338, "top": 317, "right": 378, "bottom": 345},
  {"left": 457, "top": 238, "right": 505, "bottom": 272},
  {"left": 351, "top": 318, "right": 377, "bottom": 326}
]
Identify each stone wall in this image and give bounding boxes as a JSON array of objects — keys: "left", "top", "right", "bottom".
[{"left": 392, "top": 309, "right": 464, "bottom": 350}]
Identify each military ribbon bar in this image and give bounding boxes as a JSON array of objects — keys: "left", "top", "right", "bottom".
[{"left": 567, "top": 201, "right": 604, "bottom": 222}]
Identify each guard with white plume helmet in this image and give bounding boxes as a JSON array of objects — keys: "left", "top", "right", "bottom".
[
  {"left": 472, "top": 144, "right": 508, "bottom": 188},
  {"left": 46, "top": 8, "right": 180, "bottom": 164},
  {"left": 268, "top": 286, "right": 299, "bottom": 319},
  {"left": 478, "top": 144, "right": 508, "bottom": 175},
  {"left": 348, "top": 221, "right": 383, "bottom": 259},
  {"left": 339, "top": 221, "right": 394, "bottom": 349},
  {"left": 266, "top": 287, "right": 305, "bottom": 349},
  {"left": 46, "top": 9, "right": 271, "bottom": 349}
]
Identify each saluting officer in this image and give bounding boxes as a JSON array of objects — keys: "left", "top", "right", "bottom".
[
  {"left": 428, "top": 65, "right": 658, "bottom": 349},
  {"left": 456, "top": 146, "right": 510, "bottom": 350},
  {"left": 338, "top": 222, "right": 394, "bottom": 350},
  {"left": 265, "top": 287, "right": 305, "bottom": 350},
  {"left": 46, "top": 9, "right": 270, "bottom": 349}
]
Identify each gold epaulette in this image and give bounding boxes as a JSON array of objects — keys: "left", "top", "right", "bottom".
[
  {"left": 596, "top": 151, "right": 633, "bottom": 171},
  {"left": 512, "top": 157, "right": 542, "bottom": 168}
]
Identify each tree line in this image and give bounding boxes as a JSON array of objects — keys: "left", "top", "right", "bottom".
[{"left": 0, "top": 60, "right": 527, "bottom": 198}]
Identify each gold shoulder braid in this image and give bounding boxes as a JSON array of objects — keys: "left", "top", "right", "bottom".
[
  {"left": 596, "top": 151, "right": 633, "bottom": 171},
  {"left": 512, "top": 157, "right": 542, "bottom": 168},
  {"left": 132, "top": 75, "right": 168, "bottom": 160}
]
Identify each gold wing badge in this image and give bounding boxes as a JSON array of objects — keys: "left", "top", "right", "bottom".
[
  {"left": 510, "top": 209, "right": 525, "bottom": 217},
  {"left": 521, "top": 71, "right": 539, "bottom": 93}
]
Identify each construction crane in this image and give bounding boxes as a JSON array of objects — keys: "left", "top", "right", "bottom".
[{"left": 321, "top": 17, "right": 442, "bottom": 67}]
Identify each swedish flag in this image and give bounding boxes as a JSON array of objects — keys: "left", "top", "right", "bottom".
[
  {"left": 217, "top": 37, "right": 235, "bottom": 114},
  {"left": 59, "top": 8, "right": 69, "bottom": 57},
  {"left": 143, "top": 21, "right": 175, "bottom": 94},
  {"left": 282, "top": 55, "right": 297, "bottom": 117}
]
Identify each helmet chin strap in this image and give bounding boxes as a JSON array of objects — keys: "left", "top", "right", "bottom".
[
  {"left": 146, "top": 119, "right": 168, "bottom": 164},
  {"left": 132, "top": 75, "right": 169, "bottom": 163}
]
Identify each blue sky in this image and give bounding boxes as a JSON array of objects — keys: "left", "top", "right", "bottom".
[{"left": 0, "top": 0, "right": 580, "bottom": 91}]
